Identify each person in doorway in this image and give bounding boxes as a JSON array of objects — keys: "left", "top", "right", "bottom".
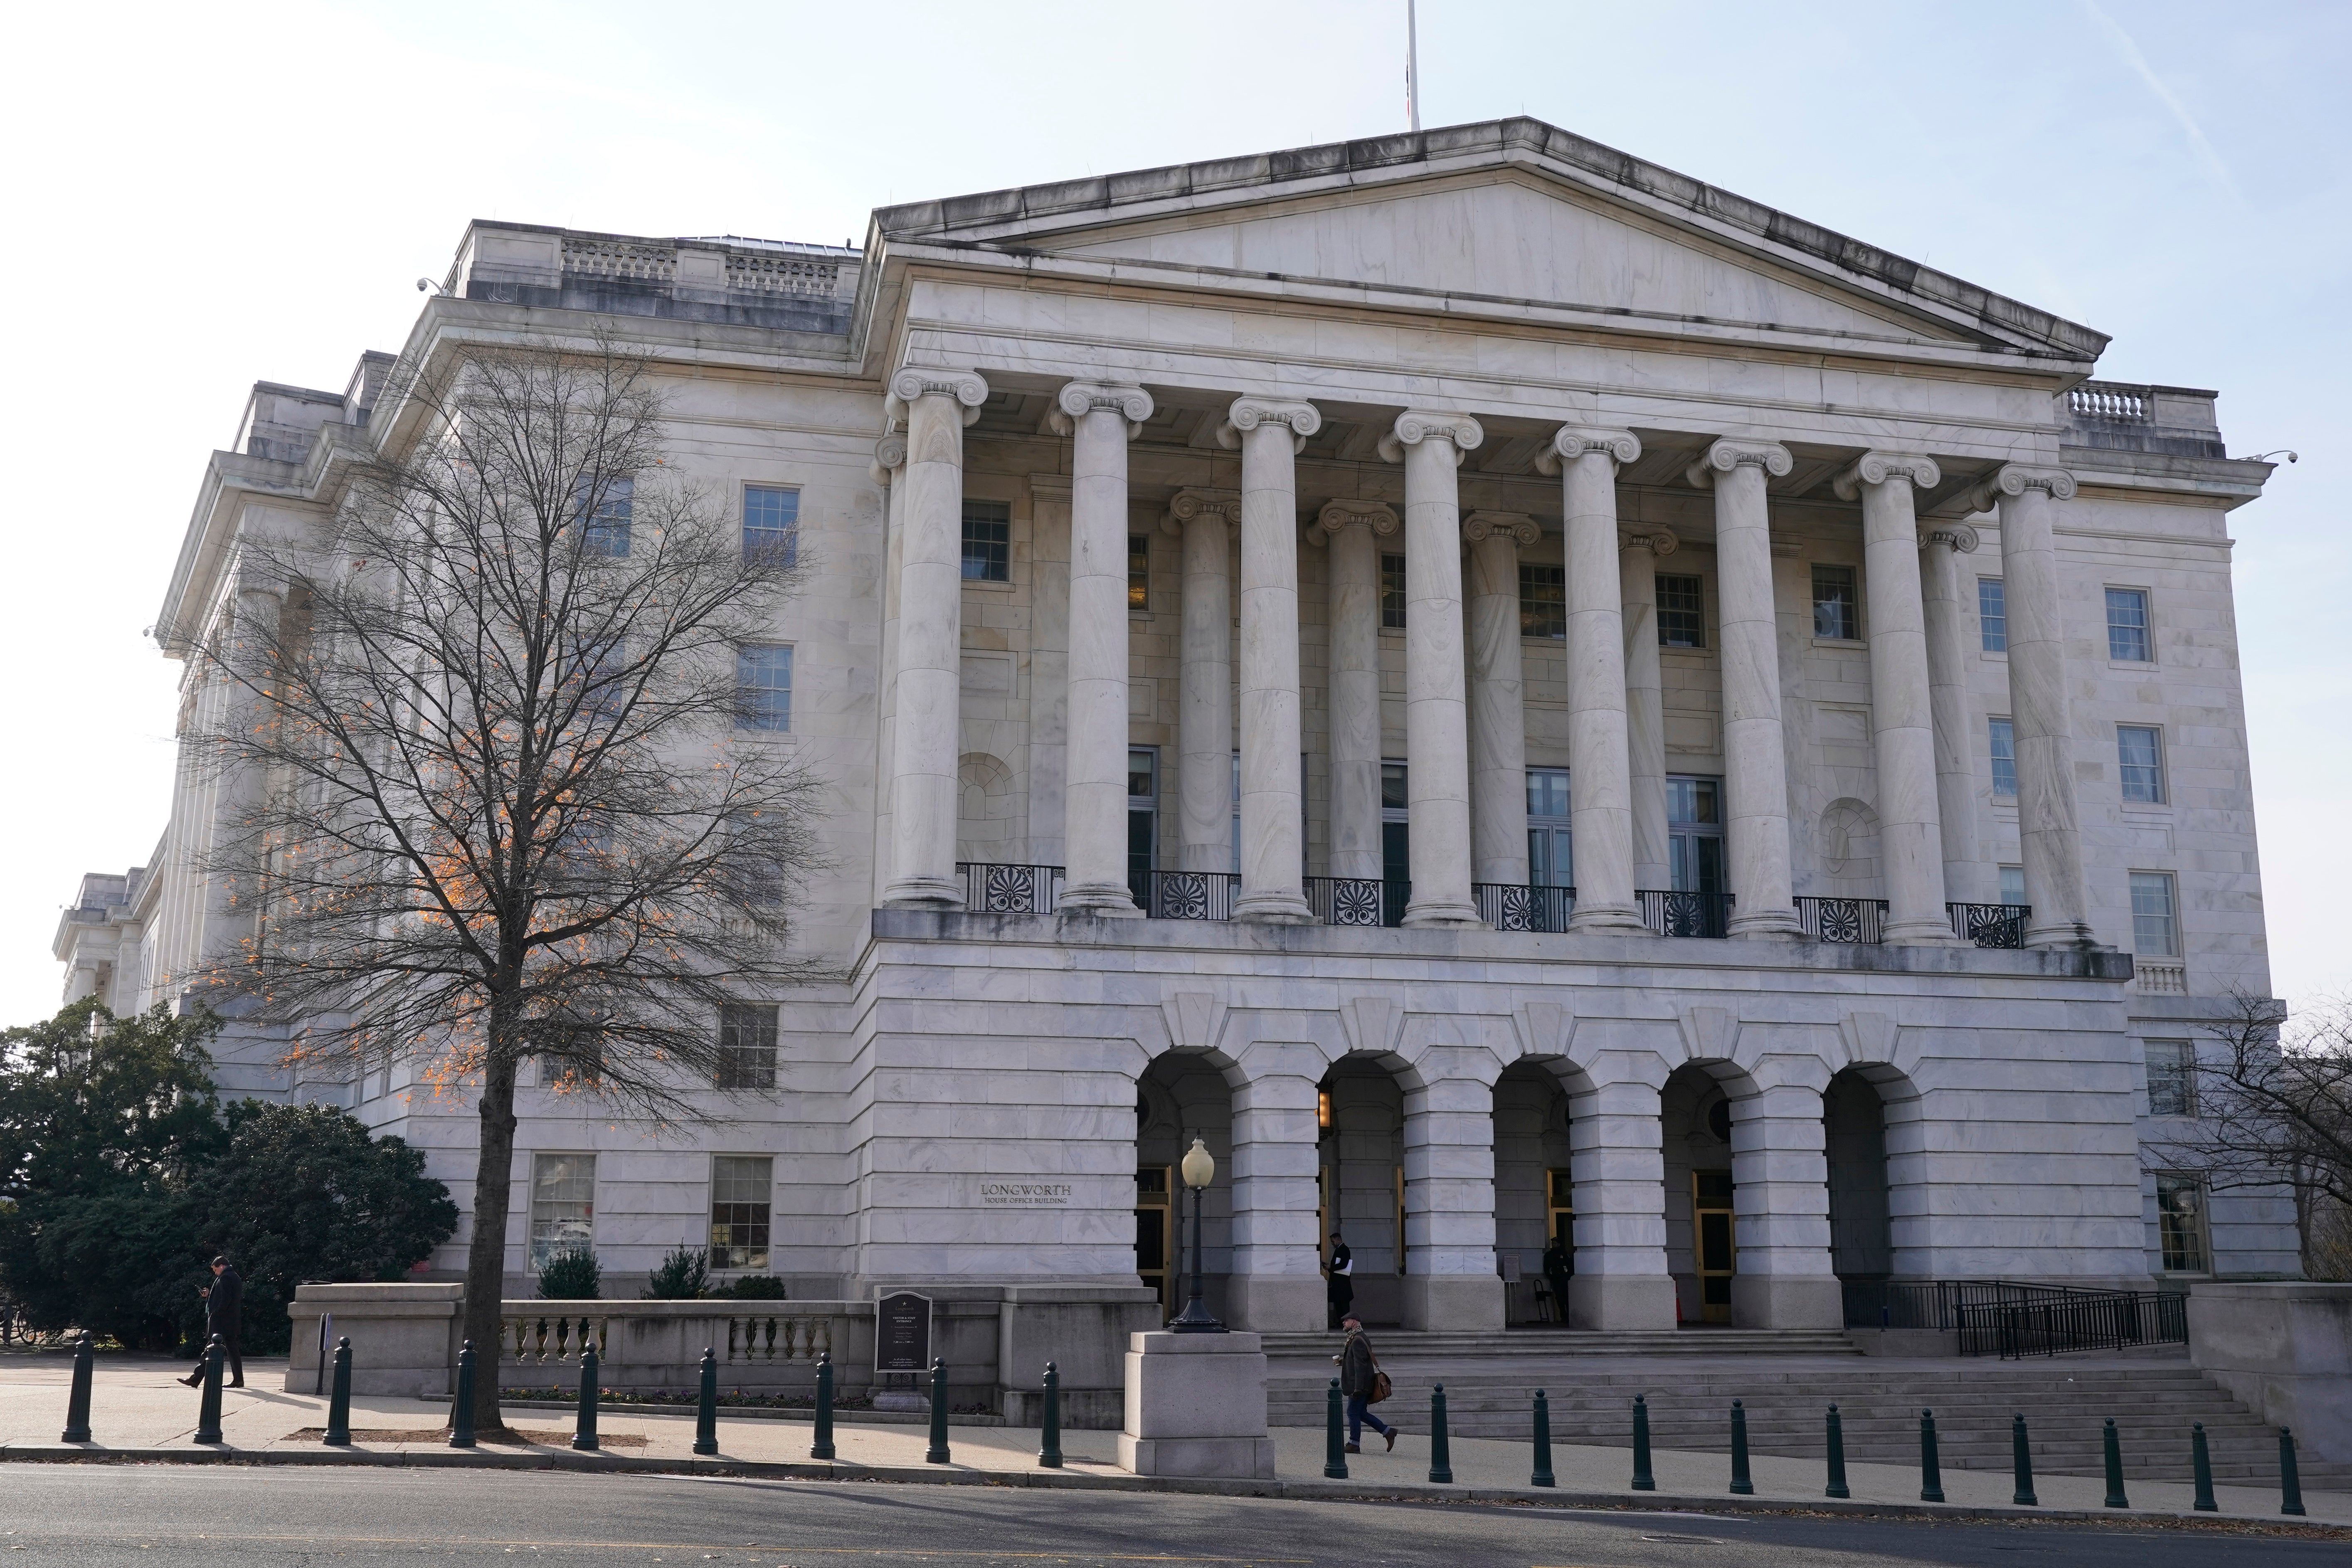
[
  {"left": 1325, "top": 1232, "right": 1353, "bottom": 1330},
  {"left": 1541, "top": 1232, "right": 1572, "bottom": 1325},
  {"left": 178, "top": 1256, "right": 244, "bottom": 1388},
  {"left": 1332, "top": 1312, "right": 1393, "bottom": 1453}
]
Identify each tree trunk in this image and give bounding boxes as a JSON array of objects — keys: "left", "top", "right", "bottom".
[{"left": 461, "top": 1050, "right": 521, "bottom": 1435}]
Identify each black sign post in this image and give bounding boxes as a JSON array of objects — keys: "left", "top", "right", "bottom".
[{"left": 875, "top": 1291, "right": 933, "bottom": 1374}]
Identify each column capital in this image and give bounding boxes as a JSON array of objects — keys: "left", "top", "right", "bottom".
[
  {"left": 1918, "top": 523, "right": 1980, "bottom": 555},
  {"left": 1533, "top": 425, "right": 1641, "bottom": 476},
  {"left": 1161, "top": 486, "right": 1239, "bottom": 536},
  {"left": 885, "top": 366, "right": 989, "bottom": 427},
  {"left": 1305, "top": 498, "right": 1400, "bottom": 545},
  {"left": 230, "top": 560, "right": 287, "bottom": 603},
  {"left": 1832, "top": 451, "right": 1942, "bottom": 500},
  {"left": 1218, "top": 397, "right": 1322, "bottom": 452},
  {"left": 1618, "top": 526, "right": 1680, "bottom": 557},
  {"left": 1378, "top": 410, "right": 1484, "bottom": 464},
  {"left": 1462, "top": 510, "right": 1539, "bottom": 547},
  {"left": 868, "top": 433, "right": 908, "bottom": 486},
  {"left": 1685, "top": 437, "right": 1792, "bottom": 489},
  {"left": 1963, "top": 463, "right": 2077, "bottom": 513},
  {"left": 1049, "top": 380, "right": 1154, "bottom": 438}
]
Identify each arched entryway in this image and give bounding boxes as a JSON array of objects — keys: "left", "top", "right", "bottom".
[
  {"left": 1662, "top": 1063, "right": 1741, "bottom": 1325},
  {"left": 1493, "top": 1061, "right": 1576, "bottom": 1325},
  {"left": 1317, "top": 1056, "right": 1405, "bottom": 1326},
  {"left": 1137, "top": 1052, "right": 1233, "bottom": 1324},
  {"left": 1825, "top": 1068, "right": 1893, "bottom": 1286}
]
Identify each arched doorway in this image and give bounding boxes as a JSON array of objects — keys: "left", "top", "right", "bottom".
[
  {"left": 1136, "top": 1053, "right": 1233, "bottom": 1323},
  {"left": 1493, "top": 1061, "right": 1575, "bottom": 1325},
  {"left": 1318, "top": 1057, "right": 1405, "bottom": 1326},
  {"left": 1824, "top": 1068, "right": 1893, "bottom": 1286},
  {"left": 1662, "top": 1063, "right": 1738, "bottom": 1325}
]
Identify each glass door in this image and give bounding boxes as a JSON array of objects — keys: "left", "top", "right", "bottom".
[
  {"left": 1691, "top": 1169, "right": 1736, "bottom": 1324},
  {"left": 1135, "top": 1164, "right": 1174, "bottom": 1319}
]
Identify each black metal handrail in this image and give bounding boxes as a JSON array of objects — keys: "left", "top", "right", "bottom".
[
  {"left": 1948, "top": 902, "right": 2030, "bottom": 949},
  {"left": 956, "top": 861, "right": 1062, "bottom": 914},
  {"left": 1795, "top": 896, "right": 1887, "bottom": 944},
  {"left": 1303, "top": 875, "right": 1393, "bottom": 927},
  {"left": 1129, "top": 869, "right": 1239, "bottom": 921},
  {"left": 1473, "top": 883, "right": 1576, "bottom": 932},
  {"left": 1840, "top": 1277, "right": 2188, "bottom": 1358},
  {"left": 1637, "top": 889, "right": 1733, "bottom": 938}
]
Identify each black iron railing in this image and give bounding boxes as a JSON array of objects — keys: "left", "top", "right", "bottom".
[
  {"left": 1303, "top": 875, "right": 1394, "bottom": 927},
  {"left": 1795, "top": 896, "right": 1887, "bottom": 944},
  {"left": 1129, "top": 870, "right": 1240, "bottom": 921},
  {"left": 1637, "top": 889, "right": 1734, "bottom": 938},
  {"left": 956, "top": 861, "right": 1062, "bottom": 914},
  {"left": 1949, "top": 902, "right": 2030, "bottom": 949},
  {"left": 1474, "top": 883, "right": 1576, "bottom": 932},
  {"left": 1840, "top": 1277, "right": 2188, "bottom": 1358}
]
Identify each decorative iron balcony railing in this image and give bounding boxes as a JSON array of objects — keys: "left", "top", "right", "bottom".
[
  {"left": 1637, "top": 889, "right": 1734, "bottom": 939},
  {"left": 1795, "top": 896, "right": 1887, "bottom": 944},
  {"left": 1129, "top": 869, "right": 1240, "bottom": 922},
  {"left": 1303, "top": 876, "right": 1396, "bottom": 927},
  {"left": 1947, "top": 902, "right": 2029, "bottom": 949},
  {"left": 1473, "top": 883, "right": 1576, "bottom": 932},
  {"left": 956, "top": 861, "right": 1062, "bottom": 914}
]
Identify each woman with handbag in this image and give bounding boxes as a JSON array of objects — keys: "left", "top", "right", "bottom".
[{"left": 1332, "top": 1312, "right": 1395, "bottom": 1453}]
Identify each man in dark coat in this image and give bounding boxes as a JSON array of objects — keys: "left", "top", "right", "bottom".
[
  {"left": 1331, "top": 1312, "right": 1393, "bottom": 1453},
  {"left": 1541, "top": 1233, "right": 1573, "bottom": 1326},
  {"left": 179, "top": 1257, "right": 244, "bottom": 1388},
  {"left": 1324, "top": 1233, "right": 1353, "bottom": 1330}
]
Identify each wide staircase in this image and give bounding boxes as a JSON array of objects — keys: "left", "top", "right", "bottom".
[{"left": 1262, "top": 1329, "right": 2351, "bottom": 1489}]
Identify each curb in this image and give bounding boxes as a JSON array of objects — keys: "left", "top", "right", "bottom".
[{"left": 1, "top": 1444, "right": 2342, "bottom": 1533}]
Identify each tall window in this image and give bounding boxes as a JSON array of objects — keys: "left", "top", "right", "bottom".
[
  {"left": 1128, "top": 533, "right": 1149, "bottom": 609},
  {"left": 961, "top": 500, "right": 1011, "bottom": 582},
  {"left": 1526, "top": 769, "right": 1571, "bottom": 888},
  {"left": 1998, "top": 864, "right": 2026, "bottom": 907},
  {"left": 717, "top": 1003, "right": 778, "bottom": 1090},
  {"left": 1128, "top": 747, "right": 1158, "bottom": 880},
  {"left": 2106, "top": 587, "right": 2152, "bottom": 662},
  {"left": 1989, "top": 718, "right": 2017, "bottom": 799},
  {"left": 1519, "top": 563, "right": 1566, "bottom": 639},
  {"left": 1657, "top": 574, "right": 1705, "bottom": 648},
  {"left": 578, "top": 476, "right": 634, "bottom": 557},
  {"left": 743, "top": 485, "right": 799, "bottom": 565},
  {"left": 1379, "top": 553, "right": 1407, "bottom": 629},
  {"left": 709, "top": 1155, "right": 773, "bottom": 1271},
  {"left": 1381, "top": 762, "right": 1410, "bottom": 889},
  {"left": 2155, "top": 1174, "right": 2209, "bottom": 1272},
  {"left": 2118, "top": 726, "right": 2165, "bottom": 804},
  {"left": 1667, "top": 775, "right": 1725, "bottom": 893},
  {"left": 2145, "top": 1040, "right": 2197, "bottom": 1118},
  {"left": 1812, "top": 565, "right": 1859, "bottom": 640},
  {"left": 1977, "top": 577, "right": 2007, "bottom": 653},
  {"left": 530, "top": 1153, "right": 596, "bottom": 1268},
  {"left": 2130, "top": 872, "right": 2179, "bottom": 957},
  {"left": 736, "top": 644, "right": 792, "bottom": 732}
]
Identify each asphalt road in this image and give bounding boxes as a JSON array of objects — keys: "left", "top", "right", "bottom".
[{"left": 0, "top": 1465, "right": 2340, "bottom": 1568}]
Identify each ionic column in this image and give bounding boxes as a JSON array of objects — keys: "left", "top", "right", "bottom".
[
  {"left": 1836, "top": 453, "right": 1961, "bottom": 945},
  {"left": 1309, "top": 500, "right": 1400, "bottom": 882},
  {"left": 869, "top": 436, "right": 908, "bottom": 903},
  {"left": 1975, "top": 465, "right": 2093, "bottom": 947},
  {"left": 1566, "top": 1077, "right": 1677, "bottom": 1330},
  {"left": 1686, "top": 439, "right": 1802, "bottom": 939},
  {"left": 1379, "top": 410, "right": 1485, "bottom": 928},
  {"left": 202, "top": 563, "right": 286, "bottom": 973},
  {"left": 1166, "top": 489, "right": 1238, "bottom": 874},
  {"left": 881, "top": 366, "right": 988, "bottom": 907},
  {"left": 1219, "top": 397, "right": 1321, "bottom": 923},
  {"left": 1918, "top": 522, "right": 1989, "bottom": 903},
  {"left": 1463, "top": 511, "right": 1538, "bottom": 886},
  {"left": 1619, "top": 528, "right": 1677, "bottom": 893},
  {"left": 1727, "top": 1076, "right": 1842, "bottom": 1330},
  {"left": 1540, "top": 427, "right": 1648, "bottom": 932}
]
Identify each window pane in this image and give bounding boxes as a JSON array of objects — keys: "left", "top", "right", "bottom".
[
  {"left": 2156, "top": 1174, "right": 2207, "bottom": 1272},
  {"left": 1812, "top": 565, "right": 1858, "bottom": 640},
  {"left": 577, "top": 476, "right": 634, "bottom": 557},
  {"left": 1977, "top": 577, "right": 2007, "bottom": 653},
  {"left": 1518, "top": 563, "right": 1566, "bottom": 639},
  {"left": 1525, "top": 768, "right": 1569, "bottom": 821},
  {"left": 2145, "top": 1040, "right": 2195, "bottom": 1117},
  {"left": 1657, "top": 574, "right": 1705, "bottom": 648},
  {"left": 1127, "top": 747, "right": 1156, "bottom": 802},
  {"left": 1989, "top": 718, "right": 2017, "bottom": 799},
  {"left": 736, "top": 644, "right": 791, "bottom": 732},
  {"left": 1380, "top": 553, "right": 1407, "bottom": 629},
  {"left": 530, "top": 1153, "right": 596, "bottom": 1268},
  {"left": 2130, "top": 872, "right": 2179, "bottom": 957},
  {"left": 2106, "top": 588, "right": 2151, "bottom": 662},
  {"left": 710, "top": 1154, "right": 773, "bottom": 1271},
  {"left": 1998, "top": 865, "right": 2026, "bottom": 906},
  {"left": 1128, "top": 533, "right": 1149, "bottom": 609},
  {"left": 1668, "top": 776, "right": 1719, "bottom": 826},
  {"left": 1381, "top": 762, "right": 1409, "bottom": 813},
  {"left": 743, "top": 486, "right": 799, "bottom": 565},
  {"left": 717, "top": 1004, "right": 778, "bottom": 1090},
  {"left": 2118, "top": 726, "right": 2164, "bottom": 804},
  {"left": 961, "top": 500, "right": 1011, "bottom": 582}
]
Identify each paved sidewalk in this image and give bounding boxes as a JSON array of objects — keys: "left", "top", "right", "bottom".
[{"left": 3, "top": 1350, "right": 2342, "bottom": 1528}]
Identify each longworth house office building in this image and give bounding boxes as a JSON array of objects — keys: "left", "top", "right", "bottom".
[{"left": 58, "top": 121, "right": 2294, "bottom": 1331}]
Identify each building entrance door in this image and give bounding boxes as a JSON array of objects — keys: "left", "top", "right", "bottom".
[
  {"left": 1135, "top": 1164, "right": 1173, "bottom": 1319},
  {"left": 1691, "top": 1169, "right": 1735, "bottom": 1324}
]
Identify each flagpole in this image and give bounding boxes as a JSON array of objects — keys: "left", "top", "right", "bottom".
[{"left": 1406, "top": 0, "right": 1420, "bottom": 132}]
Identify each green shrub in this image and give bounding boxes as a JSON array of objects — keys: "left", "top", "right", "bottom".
[
  {"left": 643, "top": 1245, "right": 710, "bottom": 1299},
  {"left": 722, "top": 1274, "right": 788, "bottom": 1300},
  {"left": 537, "top": 1245, "right": 602, "bottom": 1300}
]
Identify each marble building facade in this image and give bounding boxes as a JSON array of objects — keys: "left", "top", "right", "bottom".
[{"left": 57, "top": 119, "right": 2296, "bottom": 1329}]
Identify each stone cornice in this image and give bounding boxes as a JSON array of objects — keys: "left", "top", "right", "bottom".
[
  {"left": 1377, "top": 410, "right": 1484, "bottom": 465},
  {"left": 1161, "top": 487, "right": 1240, "bottom": 535},
  {"left": 1306, "top": 499, "right": 1401, "bottom": 544},
  {"left": 1685, "top": 437, "right": 1793, "bottom": 490},
  {"left": 1832, "top": 451, "right": 1943, "bottom": 500},
  {"left": 884, "top": 366, "right": 988, "bottom": 428},
  {"left": 1048, "top": 380, "right": 1154, "bottom": 439},
  {"left": 1620, "top": 527, "right": 1680, "bottom": 557},
  {"left": 1533, "top": 425, "right": 1641, "bottom": 476},
  {"left": 1217, "top": 396, "right": 1322, "bottom": 454},
  {"left": 1462, "top": 510, "right": 1540, "bottom": 547}
]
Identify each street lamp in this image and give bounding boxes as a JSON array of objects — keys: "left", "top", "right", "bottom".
[{"left": 1168, "top": 1136, "right": 1225, "bottom": 1333}]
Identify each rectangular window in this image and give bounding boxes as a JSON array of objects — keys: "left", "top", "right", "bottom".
[
  {"left": 1667, "top": 775, "right": 1725, "bottom": 894},
  {"left": 578, "top": 476, "right": 634, "bottom": 557},
  {"left": 709, "top": 1155, "right": 773, "bottom": 1272},
  {"left": 735, "top": 644, "right": 792, "bottom": 732},
  {"left": 1379, "top": 553, "right": 1407, "bottom": 629},
  {"left": 2156, "top": 1174, "right": 2209, "bottom": 1272},
  {"left": 1657, "top": 574, "right": 1705, "bottom": 648},
  {"left": 1989, "top": 718, "right": 2017, "bottom": 800},
  {"left": 1978, "top": 577, "right": 2007, "bottom": 653},
  {"left": 2118, "top": 726, "right": 2165, "bottom": 804},
  {"left": 1519, "top": 563, "right": 1566, "bottom": 639},
  {"left": 1128, "top": 747, "right": 1158, "bottom": 879},
  {"left": 1812, "top": 564, "right": 1859, "bottom": 640},
  {"left": 717, "top": 1003, "right": 778, "bottom": 1090},
  {"left": 961, "top": 500, "right": 1011, "bottom": 582},
  {"left": 1526, "top": 768, "right": 1571, "bottom": 888},
  {"left": 1998, "top": 864, "right": 2027, "bottom": 907},
  {"left": 2130, "top": 871, "right": 2179, "bottom": 957},
  {"left": 742, "top": 485, "right": 799, "bottom": 565},
  {"left": 2145, "top": 1040, "right": 2196, "bottom": 1118},
  {"left": 1128, "top": 533, "right": 1149, "bottom": 610},
  {"left": 530, "top": 1153, "right": 596, "bottom": 1269},
  {"left": 2107, "top": 587, "right": 2152, "bottom": 662}
]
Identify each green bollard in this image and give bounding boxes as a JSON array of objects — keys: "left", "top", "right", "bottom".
[
  {"left": 450, "top": 1341, "right": 477, "bottom": 1449},
  {"left": 194, "top": 1335, "right": 225, "bottom": 1445},
  {"left": 1038, "top": 1361, "right": 1063, "bottom": 1469},
  {"left": 2191, "top": 1421, "right": 2216, "bottom": 1512},
  {"left": 1728, "top": 1399, "right": 1753, "bottom": 1496},
  {"left": 1428, "top": 1383, "right": 1452, "bottom": 1484},
  {"left": 323, "top": 1338, "right": 353, "bottom": 1447},
  {"left": 60, "top": 1333, "right": 94, "bottom": 1444},
  {"left": 1919, "top": 1408, "right": 1945, "bottom": 1503},
  {"left": 1824, "top": 1403, "right": 1849, "bottom": 1499},
  {"left": 2102, "top": 1417, "right": 2127, "bottom": 1508},
  {"left": 572, "top": 1344, "right": 601, "bottom": 1452},
  {"left": 810, "top": 1353, "right": 836, "bottom": 1461},
  {"left": 1630, "top": 1394, "right": 1655, "bottom": 1491},
  {"left": 925, "top": 1358, "right": 950, "bottom": 1464},
  {"left": 693, "top": 1347, "right": 719, "bottom": 1457},
  {"left": 1530, "top": 1389, "right": 1554, "bottom": 1489},
  {"left": 2010, "top": 1413, "right": 2036, "bottom": 1506},
  {"left": 2280, "top": 1427, "right": 2305, "bottom": 1516},
  {"left": 1324, "top": 1378, "right": 1348, "bottom": 1479}
]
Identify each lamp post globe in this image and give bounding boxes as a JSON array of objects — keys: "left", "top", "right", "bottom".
[{"left": 1169, "top": 1136, "right": 1226, "bottom": 1333}]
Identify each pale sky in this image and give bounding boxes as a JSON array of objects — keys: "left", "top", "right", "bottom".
[{"left": 2, "top": 0, "right": 2343, "bottom": 1024}]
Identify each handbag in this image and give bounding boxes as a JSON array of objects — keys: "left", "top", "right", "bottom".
[{"left": 1369, "top": 1368, "right": 1393, "bottom": 1405}]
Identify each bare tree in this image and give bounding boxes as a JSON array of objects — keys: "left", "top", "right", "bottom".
[
  {"left": 179, "top": 336, "right": 826, "bottom": 1432},
  {"left": 2148, "top": 990, "right": 2352, "bottom": 1278}
]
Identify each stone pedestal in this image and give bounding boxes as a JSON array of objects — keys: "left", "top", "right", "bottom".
[
  {"left": 1118, "top": 1330, "right": 1275, "bottom": 1479},
  {"left": 284, "top": 1282, "right": 463, "bottom": 1398}
]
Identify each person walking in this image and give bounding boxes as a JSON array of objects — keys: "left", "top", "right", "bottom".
[
  {"left": 1332, "top": 1312, "right": 1393, "bottom": 1454},
  {"left": 1324, "top": 1233, "right": 1354, "bottom": 1330},
  {"left": 179, "top": 1256, "right": 244, "bottom": 1388},
  {"left": 1541, "top": 1232, "right": 1573, "bottom": 1325}
]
